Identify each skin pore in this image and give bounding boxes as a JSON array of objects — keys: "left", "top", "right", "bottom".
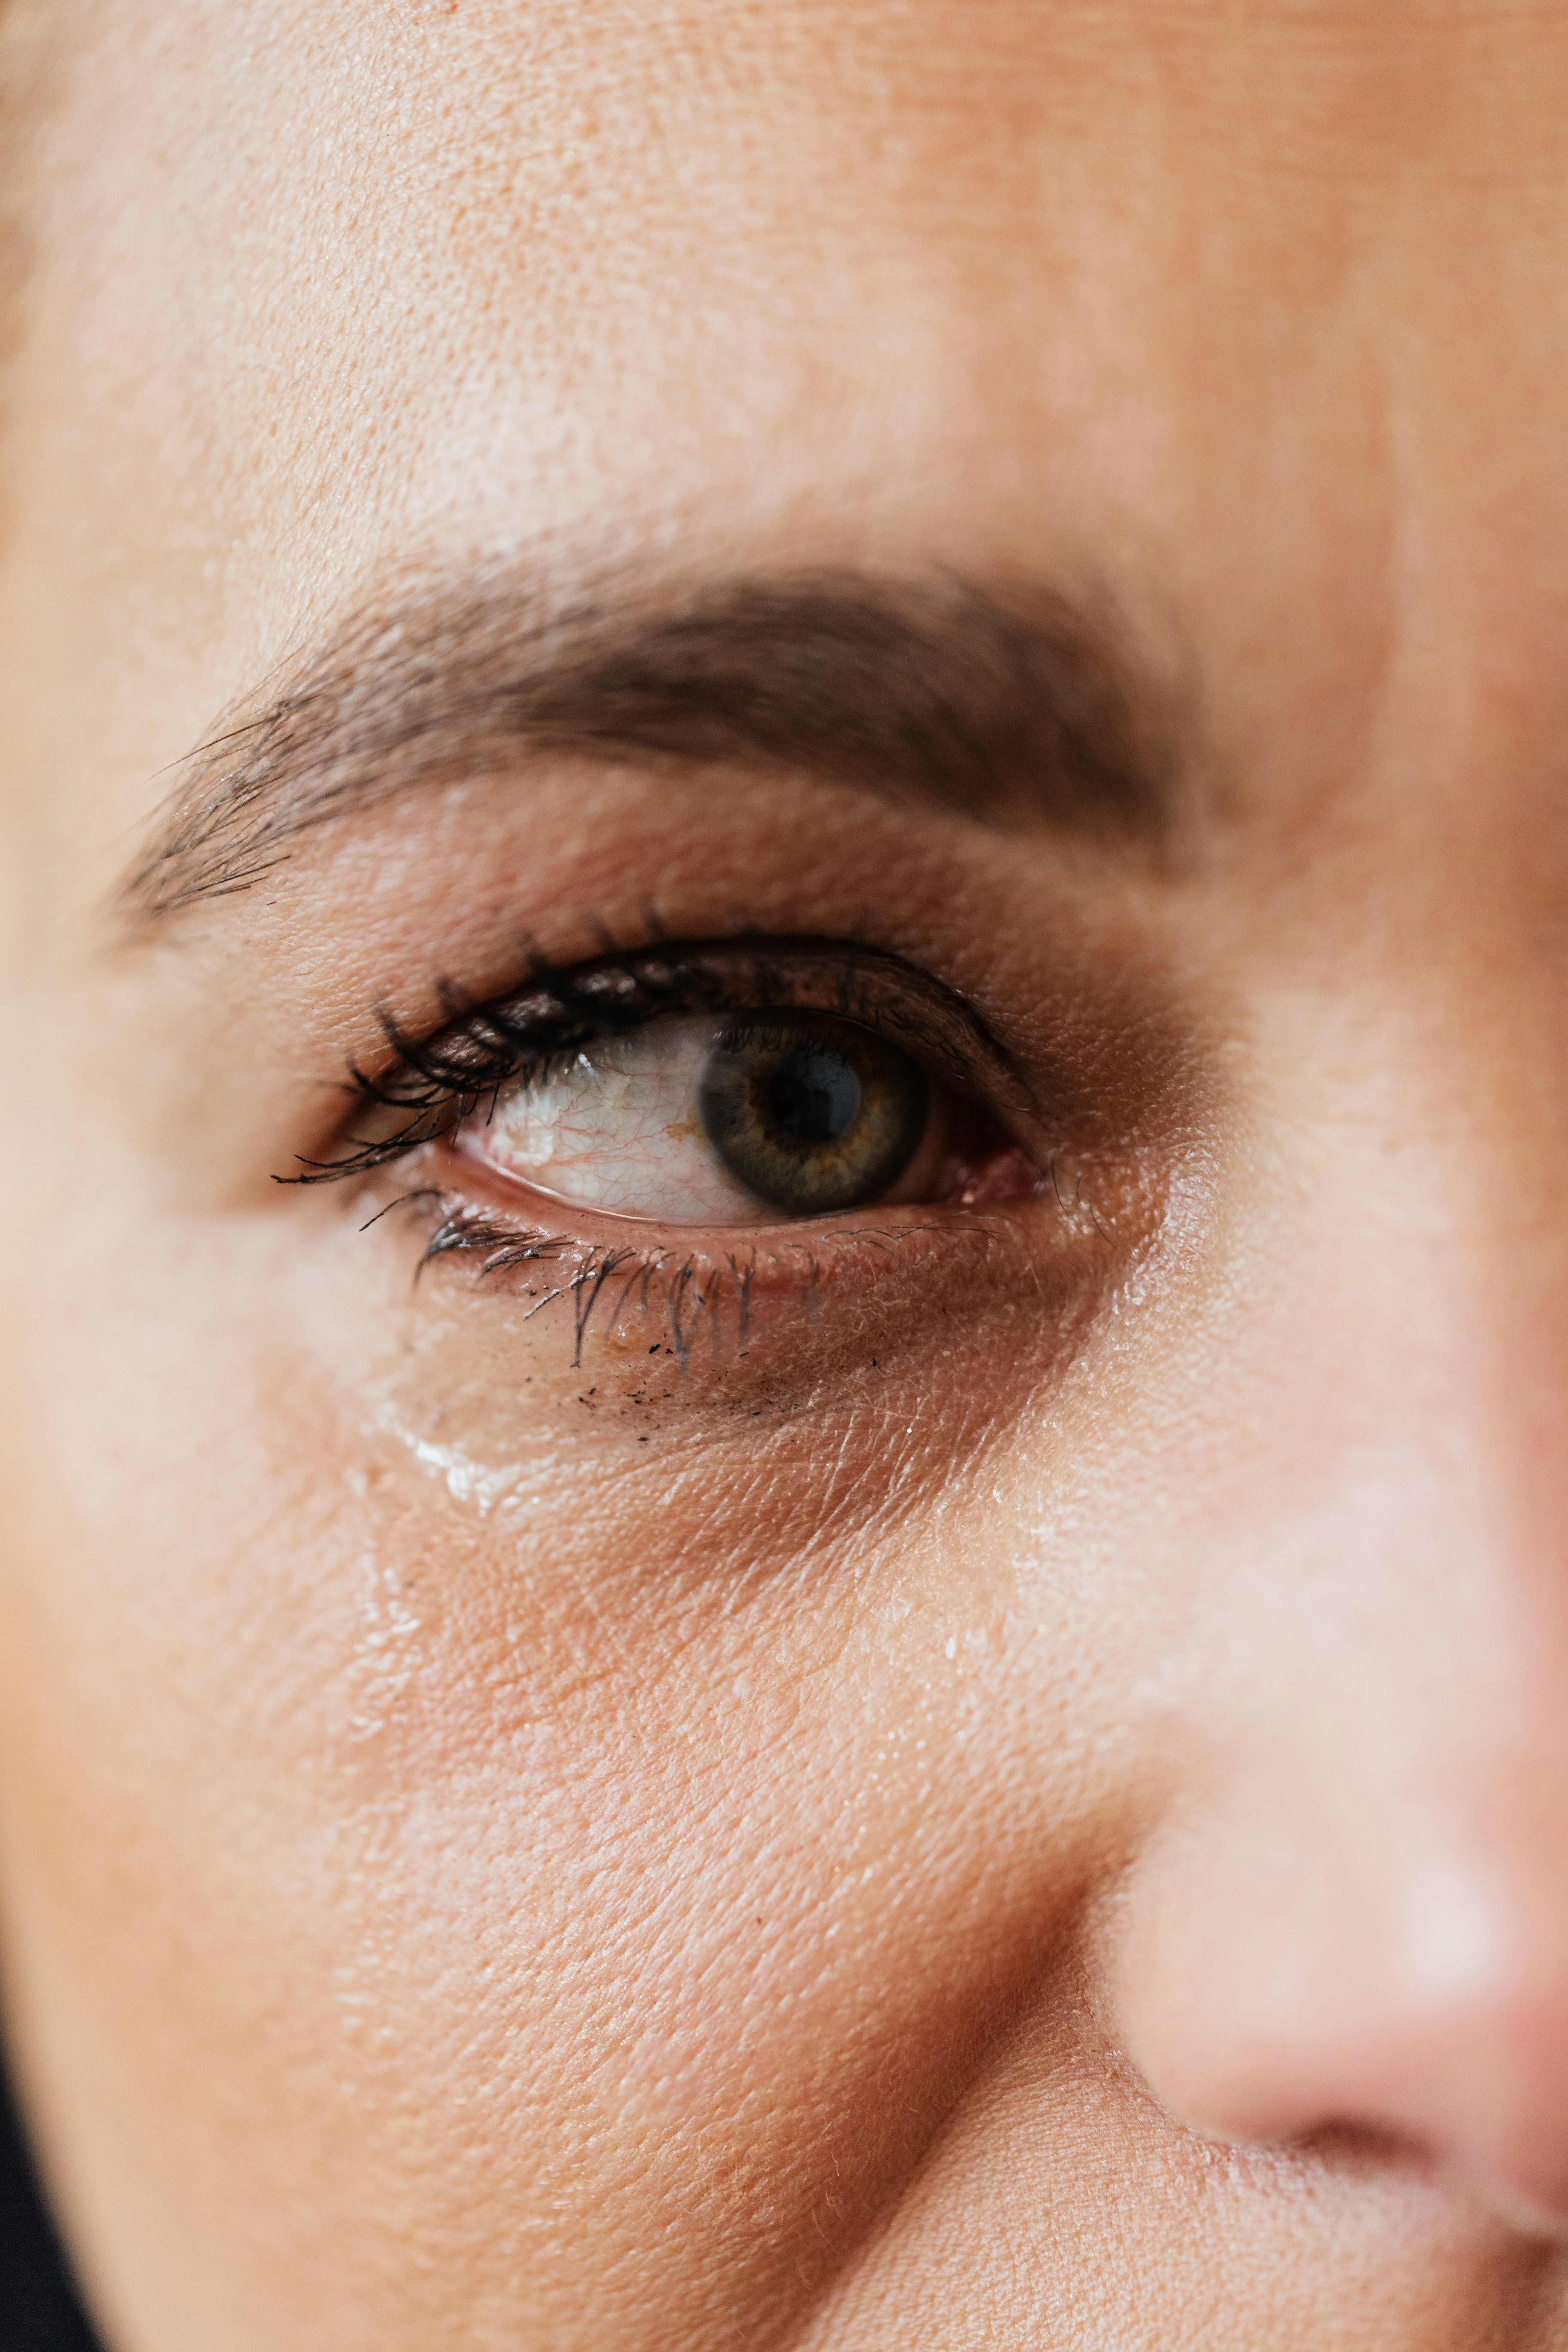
[{"left": 7, "top": 1, "right": 1568, "bottom": 2346}]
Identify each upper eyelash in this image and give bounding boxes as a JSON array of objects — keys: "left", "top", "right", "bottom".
[
  {"left": 284, "top": 951, "right": 724, "bottom": 1185},
  {"left": 282, "top": 936, "right": 998, "bottom": 1189}
]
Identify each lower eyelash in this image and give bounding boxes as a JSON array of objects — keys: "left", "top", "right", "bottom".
[
  {"left": 404, "top": 1194, "right": 755, "bottom": 1368},
  {"left": 380, "top": 1188, "right": 964, "bottom": 1369}
]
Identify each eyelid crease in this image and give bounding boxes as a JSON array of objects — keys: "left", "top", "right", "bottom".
[{"left": 280, "top": 933, "right": 1035, "bottom": 1190}]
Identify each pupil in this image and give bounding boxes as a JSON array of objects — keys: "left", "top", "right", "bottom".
[{"left": 766, "top": 1047, "right": 862, "bottom": 1147}]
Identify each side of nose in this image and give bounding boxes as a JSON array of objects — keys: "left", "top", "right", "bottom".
[
  {"left": 1108, "top": 1117, "right": 1568, "bottom": 2235},
  {"left": 1116, "top": 1766, "right": 1568, "bottom": 2232}
]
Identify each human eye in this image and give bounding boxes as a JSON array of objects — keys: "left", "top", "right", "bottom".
[
  {"left": 469, "top": 1008, "right": 946, "bottom": 1225},
  {"left": 276, "top": 913, "right": 1167, "bottom": 1412},
  {"left": 304, "top": 938, "right": 1040, "bottom": 1239}
]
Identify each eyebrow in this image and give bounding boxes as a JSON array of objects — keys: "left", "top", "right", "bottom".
[{"left": 122, "top": 566, "right": 1182, "bottom": 925}]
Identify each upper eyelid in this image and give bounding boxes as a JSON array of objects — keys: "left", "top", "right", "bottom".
[
  {"left": 392, "top": 937, "right": 1020, "bottom": 1101},
  {"left": 284, "top": 936, "right": 1035, "bottom": 1188}
]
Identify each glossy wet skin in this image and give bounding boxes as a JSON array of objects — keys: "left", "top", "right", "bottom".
[{"left": 6, "top": 0, "right": 1568, "bottom": 2343}]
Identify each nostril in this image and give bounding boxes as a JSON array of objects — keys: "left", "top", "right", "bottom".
[
  {"left": 1287, "top": 2116, "right": 1568, "bottom": 2241},
  {"left": 1289, "top": 2118, "right": 1446, "bottom": 2199}
]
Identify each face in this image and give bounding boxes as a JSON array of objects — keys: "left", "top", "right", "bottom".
[{"left": 6, "top": 2, "right": 1568, "bottom": 2345}]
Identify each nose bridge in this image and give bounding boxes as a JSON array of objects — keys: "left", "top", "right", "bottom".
[
  {"left": 1232, "top": 971, "right": 1568, "bottom": 1677},
  {"left": 1215, "top": 1014, "right": 1568, "bottom": 1851},
  {"left": 1219, "top": 1198, "right": 1568, "bottom": 1941}
]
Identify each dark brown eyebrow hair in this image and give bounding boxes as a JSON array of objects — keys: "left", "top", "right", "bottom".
[{"left": 122, "top": 565, "right": 1182, "bottom": 925}]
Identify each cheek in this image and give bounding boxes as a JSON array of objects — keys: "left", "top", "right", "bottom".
[{"left": 0, "top": 1186, "right": 1177, "bottom": 2342}]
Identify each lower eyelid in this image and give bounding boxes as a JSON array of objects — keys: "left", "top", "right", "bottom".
[
  {"left": 351, "top": 1150, "right": 1118, "bottom": 1436},
  {"left": 393, "top": 1173, "right": 1014, "bottom": 1361}
]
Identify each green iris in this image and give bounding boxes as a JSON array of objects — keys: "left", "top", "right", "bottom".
[{"left": 698, "top": 1011, "right": 930, "bottom": 1215}]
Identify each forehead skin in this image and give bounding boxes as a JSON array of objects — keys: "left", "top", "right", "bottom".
[{"left": 9, "top": 5, "right": 1568, "bottom": 2351}]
